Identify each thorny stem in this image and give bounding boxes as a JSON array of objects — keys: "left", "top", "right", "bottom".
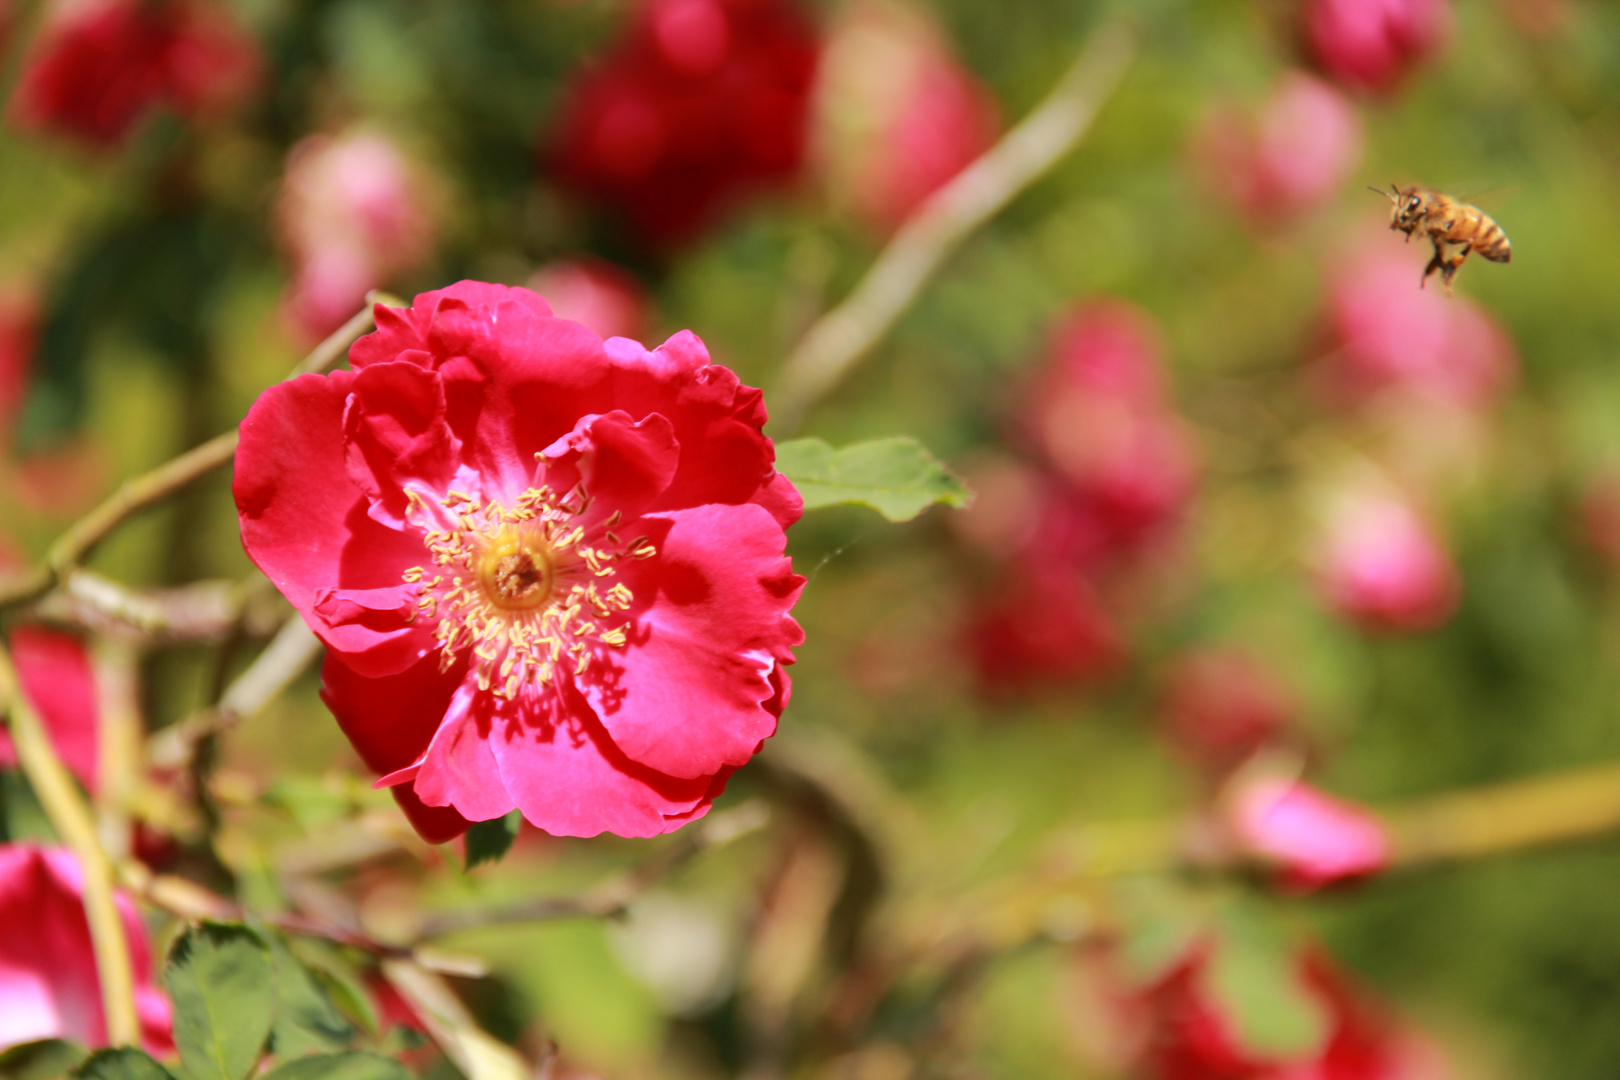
[
  {"left": 0, "top": 296, "right": 396, "bottom": 613},
  {"left": 770, "top": 19, "right": 1136, "bottom": 432},
  {"left": 0, "top": 641, "right": 140, "bottom": 1046}
]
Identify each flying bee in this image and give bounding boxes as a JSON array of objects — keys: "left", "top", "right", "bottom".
[{"left": 1369, "top": 183, "right": 1512, "bottom": 295}]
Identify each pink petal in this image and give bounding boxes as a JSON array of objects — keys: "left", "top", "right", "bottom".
[
  {"left": 587, "top": 503, "right": 803, "bottom": 779},
  {"left": 410, "top": 684, "right": 518, "bottom": 822},
  {"left": 485, "top": 681, "right": 720, "bottom": 838}
]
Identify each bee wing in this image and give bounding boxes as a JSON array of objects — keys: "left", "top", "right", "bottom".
[{"left": 1454, "top": 183, "right": 1526, "bottom": 208}]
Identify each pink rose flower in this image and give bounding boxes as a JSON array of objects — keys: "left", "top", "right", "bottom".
[
  {"left": 7, "top": 0, "right": 259, "bottom": 148},
  {"left": 1229, "top": 776, "right": 1391, "bottom": 890},
  {"left": 0, "top": 626, "right": 100, "bottom": 792},
  {"left": 1192, "top": 71, "right": 1361, "bottom": 226},
  {"left": 1303, "top": 0, "right": 1451, "bottom": 94},
  {"left": 234, "top": 282, "right": 804, "bottom": 841},
  {"left": 548, "top": 0, "right": 820, "bottom": 245},
  {"left": 0, "top": 844, "right": 171, "bottom": 1054},
  {"left": 526, "top": 258, "right": 651, "bottom": 343},
  {"left": 1313, "top": 488, "right": 1460, "bottom": 634},
  {"left": 278, "top": 130, "right": 437, "bottom": 343},
  {"left": 1161, "top": 649, "right": 1294, "bottom": 770},
  {"left": 812, "top": 0, "right": 998, "bottom": 230}
]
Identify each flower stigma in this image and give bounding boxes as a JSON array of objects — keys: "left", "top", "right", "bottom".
[{"left": 401, "top": 481, "right": 655, "bottom": 699}]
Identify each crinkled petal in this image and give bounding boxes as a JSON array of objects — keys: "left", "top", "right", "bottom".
[
  {"left": 342, "top": 360, "right": 460, "bottom": 527},
  {"left": 538, "top": 410, "right": 679, "bottom": 527},
  {"left": 586, "top": 503, "right": 803, "bottom": 779}
]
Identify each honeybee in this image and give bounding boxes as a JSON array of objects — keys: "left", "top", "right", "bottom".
[{"left": 1369, "top": 183, "right": 1512, "bottom": 294}]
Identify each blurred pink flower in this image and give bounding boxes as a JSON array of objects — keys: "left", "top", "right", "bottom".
[
  {"left": 1192, "top": 71, "right": 1361, "bottom": 225},
  {"left": 1303, "top": 0, "right": 1451, "bottom": 94},
  {"left": 1161, "top": 649, "right": 1294, "bottom": 770},
  {"left": 0, "top": 626, "right": 100, "bottom": 792},
  {"left": 1139, "top": 940, "right": 1446, "bottom": 1080},
  {"left": 1315, "top": 243, "right": 1517, "bottom": 414},
  {"left": 1021, "top": 301, "right": 1199, "bottom": 566},
  {"left": 7, "top": 0, "right": 259, "bottom": 148},
  {"left": 0, "top": 844, "right": 171, "bottom": 1053},
  {"left": 812, "top": 0, "right": 998, "bottom": 230},
  {"left": 548, "top": 0, "right": 819, "bottom": 245},
  {"left": 963, "top": 563, "right": 1123, "bottom": 692},
  {"left": 0, "top": 289, "right": 37, "bottom": 431},
  {"left": 527, "top": 258, "right": 651, "bottom": 342},
  {"left": 1229, "top": 776, "right": 1390, "bottom": 890},
  {"left": 1313, "top": 487, "right": 1460, "bottom": 634},
  {"left": 278, "top": 130, "right": 436, "bottom": 343}
]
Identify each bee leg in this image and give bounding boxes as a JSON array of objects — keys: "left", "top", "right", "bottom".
[
  {"left": 1438, "top": 245, "right": 1471, "bottom": 296},
  {"left": 1421, "top": 248, "right": 1445, "bottom": 289}
]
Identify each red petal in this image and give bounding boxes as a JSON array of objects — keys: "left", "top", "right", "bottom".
[
  {"left": 2, "top": 627, "right": 100, "bottom": 792},
  {"left": 236, "top": 372, "right": 433, "bottom": 677}
]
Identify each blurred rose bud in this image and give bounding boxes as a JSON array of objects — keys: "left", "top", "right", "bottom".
[
  {"left": 1191, "top": 71, "right": 1361, "bottom": 226},
  {"left": 527, "top": 257, "right": 651, "bottom": 342},
  {"left": 1315, "top": 241, "right": 1517, "bottom": 415},
  {"left": 1303, "top": 0, "right": 1451, "bottom": 94},
  {"left": 7, "top": 0, "right": 259, "bottom": 148},
  {"left": 1227, "top": 775, "right": 1389, "bottom": 890},
  {"left": 1161, "top": 649, "right": 1294, "bottom": 769},
  {"left": 1021, "top": 302, "right": 1199, "bottom": 563},
  {"left": 0, "top": 288, "right": 38, "bottom": 433},
  {"left": 963, "top": 564, "right": 1123, "bottom": 692},
  {"left": 548, "top": 0, "right": 819, "bottom": 246},
  {"left": 277, "top": 130, "right": 436, "bottom": 343},
  {"left": 812, "top": 0, "right": 998, "bottom": 231},
  {"left": 1313, "top": 486, "right": 1460, "bottom": 634}
]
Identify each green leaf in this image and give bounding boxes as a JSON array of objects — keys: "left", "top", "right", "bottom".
[
  {"left": 267, "top": 931, "right": 358, "bottom": 1056},
  {"left": 463, "top": 810, "right": 522, "bottom": 871},
  {"left": 773, "top": 436, "right": 973, "bottom": 522},
  {"left": 2, "top": 1039, "right": 88, "bottom": 1080},
  {"left": 1208, "top": 906, "right": 1329, "bottom": 1059},
  {"left": 70, "top": 1049, "right": 175, "bottom": 1080},
  {"left": 167, "top": 922, "right": 278, "bottom": 1080},
  {"left": 259, "top": 1054, "right": 411, "bottom": 1080}
]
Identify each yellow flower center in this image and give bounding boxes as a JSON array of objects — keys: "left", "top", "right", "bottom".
[{"left": 401, "top": 482, "right": 655, "bottom": 699}]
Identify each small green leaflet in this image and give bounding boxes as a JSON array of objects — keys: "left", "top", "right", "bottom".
[
  {"left": 71, "top": 1049, "right": 175, "bottom": 1080},
  {"left": 259, "top": 1053, "right": 411, "bottom": 1080},
  {"left": 463, "top": 809, "right": 523, "bottom": 870},
  {"left": 167, "top": 923, "right": 277, "bottom": 1080},
  {"left": 773, "top": 437, "right": 972, "bottom": 522},
  {"left": 2, "top": 1039, "right": 88, "bottom": 1080}
]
